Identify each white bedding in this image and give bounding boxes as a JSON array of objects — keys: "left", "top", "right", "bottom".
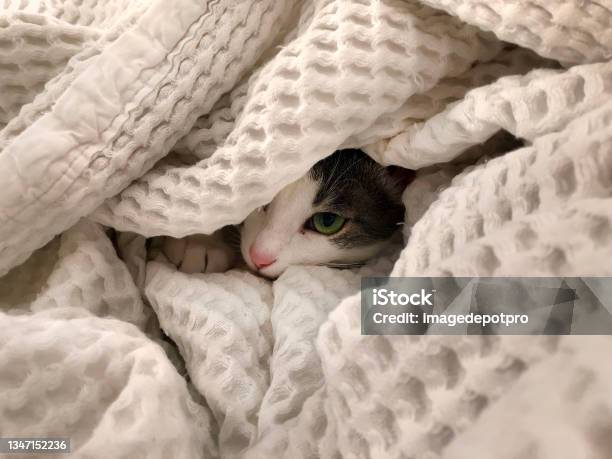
[{"left": 2, "top": 0, "right": 612, "bottom": 457}]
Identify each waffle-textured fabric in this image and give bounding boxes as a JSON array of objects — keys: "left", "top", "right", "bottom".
[{"left": 2, "top": 0, "right": 612, "bottom": 458}]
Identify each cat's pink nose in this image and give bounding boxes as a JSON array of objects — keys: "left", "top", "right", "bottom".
[{"left": 249, "top": 245, "right": 277, "bottom": 269}]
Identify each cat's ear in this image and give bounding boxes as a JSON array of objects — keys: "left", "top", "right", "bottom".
[{"left": 385, "top": 165, "right": 415, "bottom": 198}]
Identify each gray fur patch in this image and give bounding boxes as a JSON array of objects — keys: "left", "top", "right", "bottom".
[{"left": 309, "top": 149, "right": 409, "bottom": 248}]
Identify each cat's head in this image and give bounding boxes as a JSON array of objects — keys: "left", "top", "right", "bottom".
[{"left": 240, "top": 149, "right": 412, "bottom": 278}]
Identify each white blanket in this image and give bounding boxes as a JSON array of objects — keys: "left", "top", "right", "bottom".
[{"left": 2, "top": 0, "right": 612, "bottom": 457}]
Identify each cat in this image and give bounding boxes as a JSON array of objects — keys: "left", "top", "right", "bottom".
[{"left": 156, "top": 149, "right": 412, "bottom": 279}]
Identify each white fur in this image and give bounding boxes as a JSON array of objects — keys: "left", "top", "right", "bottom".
[
  {"left": 159, "top": 233, "right": 236, "bottom": 274},
  {"left": 240, "top": 176, "right": 386, "bottom": 278}
]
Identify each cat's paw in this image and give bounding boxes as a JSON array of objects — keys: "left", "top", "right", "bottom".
[{"left": 159, "top": 233, "right": 237, "bottom": 274}]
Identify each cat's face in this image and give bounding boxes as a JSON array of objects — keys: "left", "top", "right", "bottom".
[{"left": 240, "top": 149, "right": 410, "bottom": 278}]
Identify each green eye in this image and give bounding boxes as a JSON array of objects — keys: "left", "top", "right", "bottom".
[{"left": 311, "top": 212, "right": 346, "bottom": 235}]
